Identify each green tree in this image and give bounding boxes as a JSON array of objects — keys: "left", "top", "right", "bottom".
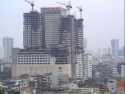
[
  {"left": 14, "top": 91, "right": 20, "bottom": 94},
  {"left": 0, "top": 87, "right": 4, "bottom": 94}
]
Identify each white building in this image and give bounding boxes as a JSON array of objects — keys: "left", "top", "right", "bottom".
[
  {"left": 3, "top": 37, "right": 13, "bottom": 63},
  {"left": 75, "top": 53, "right": 93, "bottom": 80},
  {"left": 84, "top": 53, "right": 93, "bottom": 80},
  {"left": 76, "top": 53, "right": 84, "bottom": 79},
  {"left": 16, "top": 49, "right": 55, "bottom": 64}
]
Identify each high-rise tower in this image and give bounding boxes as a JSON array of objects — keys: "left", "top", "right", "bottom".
[
  {"left": 59, "top": 15, "right": 84, "bottom": 79},
  {"left": 3, "top": 37, "right": 13, "bottom": 63},
  {"left": 41, "top": 7, "right": 66, "bottom": 48},
  {"left": 23, "top": 11, "right": 44, "bottom": 49},
  {"left": 111, "top": 39, "right": 119, "bottom": 56}
]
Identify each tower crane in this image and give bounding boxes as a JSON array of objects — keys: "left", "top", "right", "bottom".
[
  {"left": 77, "top": 7, "right": 83, "bottom": 18},
  {"left": 56, "top": 0, "right": 72, "bottom": 15},
  {"left": 25, "top": 0, "right": 35, "bottom": 11}
]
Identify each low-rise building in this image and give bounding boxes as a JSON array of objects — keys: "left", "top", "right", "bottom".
[
  {"left": 117, "top": 80, "right": 125, "bottom": 94},
  {"left": 107, "top": 79, "right": 117, "bottom": 94},
  {"left": 16, "top": 49, "right": 55, "bottom": 64}
]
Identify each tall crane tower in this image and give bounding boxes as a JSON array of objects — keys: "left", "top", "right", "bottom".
[
  {"left": 56, "top": 0, "right": 72, "bottom": 15},
  {"left": 25, "top": 0, "right": 35, "bottom": 11}
]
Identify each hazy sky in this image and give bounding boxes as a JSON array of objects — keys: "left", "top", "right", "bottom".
[{"left": 0, "top": 0, "right": 124, "bottom": 51}]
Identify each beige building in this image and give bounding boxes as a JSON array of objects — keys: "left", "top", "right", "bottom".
[{"left": 11, "top": 64, "right": 72, "bottom": 79}]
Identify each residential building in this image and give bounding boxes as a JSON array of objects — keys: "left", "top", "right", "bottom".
[
  {"left": 0, "top": 46, "right": 3, "bottom": 59},
  {"left": 0, "top": 63, "right": 12, "bottom": 80},
  {"left": 107, "top": 79, "right": 117, "bottom": 94},
  {"left": 111, "top": 39, "right": 119, "bottom": 57},
  {"left": 121, "top": 64, "right": 125, "bottom": 78},
  {"left": 118, "top": 46, "right": 125, "bottom": 56},
  {"left": 84, "top": 53, "right": 93, "bottom": 80},
  {"left": 75, "top": 53, "right": 84, "bottom": 79},
  {"left": 12, "top": 48, "right": 21, "bottom": 64},
  {"left": 3, "top": 37, "right": 13, "bottom": 63},
  {"left": 117, "top": 63, "right": 125, "bottom": 78}
]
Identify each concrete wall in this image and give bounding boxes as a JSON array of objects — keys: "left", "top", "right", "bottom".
[{"left": 11, "top": 64, "right": 72, "bottom": 78}]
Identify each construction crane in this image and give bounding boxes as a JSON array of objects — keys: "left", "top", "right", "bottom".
[
  {"left": 25, "top": 0, "right": 35, "bottom": 11},
  {"left": 77, "top": 7, "right": 83, "bottom": 18},
  {"left": 56, "top": 0, "right": 72, "bottom": 15}
]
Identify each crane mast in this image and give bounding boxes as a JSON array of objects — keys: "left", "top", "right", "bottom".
[
  {"left": 25, "top": 0, "right": 35, "bottom": 11},
  {"left": 56, "top": 0, "right": 72, "bottom": 15},
  {"left": 77, "top": 7, "right": 83, "bottom": 18}
]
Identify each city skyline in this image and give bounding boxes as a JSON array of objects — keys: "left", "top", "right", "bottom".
[{"left": 0, "top": 0, "right": 124, "bottom": 51}]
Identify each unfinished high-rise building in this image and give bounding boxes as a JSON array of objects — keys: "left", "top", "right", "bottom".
[{"left": 17, "top": 7, "right": 85, "bottom": 79}]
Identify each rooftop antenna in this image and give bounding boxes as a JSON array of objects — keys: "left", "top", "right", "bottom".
[
  {"left": 25, "top": 0, "right": 35, "bottom": 11},
  {"left": 56, "top": 0, "right": 72, "bottom": 15},
  {"left": 77, "top": 7, "right": 83, "bottom": 18}
]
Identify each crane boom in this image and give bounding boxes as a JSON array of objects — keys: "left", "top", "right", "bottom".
[
  {"left": 56, "top": 0, "right": 72, "bottom": 15},
  {"left": 25, "top": 0, "right": 35, "bottom": 11},
  {"left": 56, "top": 2, "right": 66, "bottom": 6}
]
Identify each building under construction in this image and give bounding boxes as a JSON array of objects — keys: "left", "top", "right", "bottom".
[{"left": 14, "top": 1, "right": 85, "bottom": 80}]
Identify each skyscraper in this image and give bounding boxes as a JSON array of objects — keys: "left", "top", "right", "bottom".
[
  {"left": 57, "top": 15, "right": 84, "bottom": 79},
  {"left": 23, "top": 11, "right": 44, "bottom": 49},
  {"left": 111, "top": 39, "right": 119, "bottom": 56},
  {"left": 0, "top": 46, "right": 3, "bottom": 59},
  {"left": 41, "top": 7, "right": 66, "bottom": 48},
  {"left": 3, "top": 37, "right": 13, "bottom": 63}
]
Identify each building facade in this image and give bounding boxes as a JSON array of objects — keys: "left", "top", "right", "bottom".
[
  {"left": 23, "top": 11, "right": 44, "bottom": 49},
  {"left": 83, "top": 53, "right": 93, "bottom": 80},
  {"left": 41, "top": 7, "right": 66, "bottom": 48},
  {"left": 3, "top": 37, "right": 13, "bottom": 63},
  {"left": 111, "top": 39, "right": 119, "bottom": 57},
  {"left": 12, "top": 64, "right": 72, "bottom": 79},
  {"left": 12, "top": 48, "right": 21, "bottom": 64},
  {"left": 75, "top": 53, "right": 84, "bottom": 79},
  {"left": 16, "top": 49, "right": 55, "bottom": 64}
]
